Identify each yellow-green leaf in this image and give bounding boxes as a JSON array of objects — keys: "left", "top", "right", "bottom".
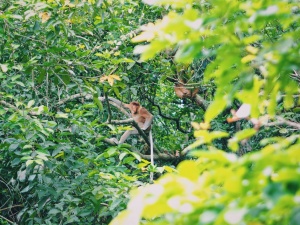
[{"left": 205, "top": 98, "right": 227, "bottom": 123}]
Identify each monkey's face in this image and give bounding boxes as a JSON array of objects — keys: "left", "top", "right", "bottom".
[
  {"left": 131, "top": 105, "right": 139, "bottom": 114},
  {"left": 129, "top": 103, "right": 140, "bottom": 114}
]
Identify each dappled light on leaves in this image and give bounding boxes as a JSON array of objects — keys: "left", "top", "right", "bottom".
[{"left": 1, "top": 0, "right": 300, "bottom": 224}]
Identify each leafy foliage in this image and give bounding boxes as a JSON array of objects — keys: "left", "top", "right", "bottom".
[
  {"left": 110, "top": 0, "right": 300, "bottom": 224},
  {"left": 1, "top": 0, "right": 300, "bottom": 224},
  {"left": 112, "top": 142, "right": 300, "bottom": 225},
  {"left": 0, "top": 0, "right": 166, "bottom": 224}
]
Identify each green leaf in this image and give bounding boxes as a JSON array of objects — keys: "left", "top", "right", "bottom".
[
  {"left": 204, "top": 98, "right": 227, "bottom": 123},
  {"left": 194, "top": 130, "right": 229, "bottom": 144},
  {"left": 21, "top": 185, "right": 33, "bottom": 193},
  {"left": 23, "top": 145, "right": 32, "bottom": 149},
  {"left": 177, "top": 160, "right": 200, "bottom": 181},
  {"left": 37, "top": 68, "right": 46, "bottom": 84},
  {"left": 129, "top": 151, "right": 142, "bottom": 161},
  {"left": 9, "top": 143, "right": 19, "bottom": 151},
  {"left": 11, "top": 75, "right": 21, "bottom": 81},
  {"left": 93, "top": 95, "right": 103, "bottom": 111},
  {"left": 14, "top": 81, "right": 25, "bottom": 87},
  {"left": 107, "top": 147, "right": 118, "bottom": 156},
  {"left": 27, "top": 100, "right": 35, "bottom": 108},
  {"left": 48, "top": 209, "right": 60, "bottom": 215},
  {"left": 119, "top": 152, "right": 128, "bottom": 161},
  {"left": 35, "top": 159, "right": 44, "bottom": 165},
  {"left": 26, "top": 160, "right": 34, "bottom": 167},
  {"left": 55, "top": 113, "right": 68, "bottom": 118},
  {"left": 61, "top": 74, "right": 71, "bottom": 85},
  {"left": 113, "top": 87, "right": 121, "bottom": 98},
  {"left": 228, "top": 129, "right": 257, "bottom": 152},
  {"left": 46, "top": 121, "right": 57, "bottom": 127},
  {"left": 0, "top": 64, "right": 8, "bottom": 72}
]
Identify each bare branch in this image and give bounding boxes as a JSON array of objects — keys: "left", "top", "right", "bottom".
[
  {"left": 56, "top": 93, "right": 90, "bottom": 105},
  {"left": 109, "top": 118, "right": 161, "bottom": 154},
  {"left": 131, "top": 149, "right": 180, "bottom": 161},
  {"left": 0, "top": 214, "right": 13, "bottom": 224}
]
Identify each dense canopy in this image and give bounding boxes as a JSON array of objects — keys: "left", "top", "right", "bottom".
[{"left": 0, "top": 0, "right": 299, "bottom": 224}]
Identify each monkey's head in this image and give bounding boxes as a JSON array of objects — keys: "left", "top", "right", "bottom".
[
  {"left": 174, "top": 83, "right": 192, "bottom": 98},
  {"left": 129, "top": 101, "right": 140, "bottom": 114}
]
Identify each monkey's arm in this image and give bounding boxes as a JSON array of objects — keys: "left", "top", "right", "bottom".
[{"left": 140, "top": 108, "right": 153, "bottom": 130}]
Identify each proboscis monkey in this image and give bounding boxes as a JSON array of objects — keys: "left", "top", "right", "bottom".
[
  {"left": 174, "top": 82, "right": 199, "bottom": 99},
  {"left": 119, "top": 101, "right": 153, "bottom": 144},
  {"left": 112, "top": 101, "right": 154, "bottom": 182}
]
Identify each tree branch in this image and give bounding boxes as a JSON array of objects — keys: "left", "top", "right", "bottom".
[
  {"left": 0, "top": 100, "right": 39, "bottom": 118},
  {"left": 109, "top": 28, "right": 142, "bottom": 54},
  {"left": 109, "top": 118, "right": 161, "bottom": 154},
  {"left": 131, "top": 149, "right": 180, "bottom": 161},
  {"left": 266, "top": 116, "right": 300, "bottom": 130},
  {"left": 147, "top": 97, "right": 191, "bottom": 133}
]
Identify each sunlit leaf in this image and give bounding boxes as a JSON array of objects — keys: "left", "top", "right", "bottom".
[
  {"left": 204, "top": 98, "right": 227, "bottom": 123},
  {"left": 93, "top": 95, "right": 103, "bottom": 111},
  {"left": 109, "top": 210, "right": 139, "bottom": 225},
  {"left": 0, "top": 64, "right": 8, "bottom": 72},
  {"left": 27, "top": 100, "right": 35, "bottom": 108},
  {"left": 228, "top": 129, "right": 257, "bottom": 152},
  {"left": 177, "top": 160, "right": 200, "bottom": 180},
  {"left": 224, "top": 209, "right": 247, "bottom": 225},
  {"left": 55, "top": 113, "right": 68, "bottom": 118},
  {"left": 39, "top": 12, "right": 50, "bottom": 23}
]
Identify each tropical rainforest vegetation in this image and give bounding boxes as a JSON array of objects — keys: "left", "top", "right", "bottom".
[{"left": 0, "top": 0, "right": 299, "bottom": 224}]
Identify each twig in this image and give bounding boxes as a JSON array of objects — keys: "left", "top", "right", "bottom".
[
  {"left": 0, "top": 214, "right": 13, "bottom": 224},
  {"left": 0, "top": 205, "right": 23, "bottom": 212},
  {"left": 147, "top": 97, "right": 191, "bottom": 133}
]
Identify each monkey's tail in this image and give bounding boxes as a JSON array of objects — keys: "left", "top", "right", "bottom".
[{"left": 149, "top": 130, "right": 154, "bottom": 183}]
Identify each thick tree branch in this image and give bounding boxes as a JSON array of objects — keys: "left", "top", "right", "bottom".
[
  {"left": 131, "top": 149, "right": 180, "bottom": 161},
  {"left": 98, "top": 137, "right": 179, "bottom": 160},
  {"left": 109, "top": 118, "right": 161, "bottom": 154},
  {"left": 56, "top": 94, "right": 131, "bottom": 116},
  {"left": 56, "top": 93, "right": 89, "bottom": 105}
]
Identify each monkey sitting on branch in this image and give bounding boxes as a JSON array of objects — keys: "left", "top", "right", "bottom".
[
  {"left": 174, "top": 82, "right": 199, "bottom": 99},
  {"left": 117, "top": 101, "right": 153, "bottom": 144},
  {"left": 173, "top": 80, "right": 208, "bottom": 110},
  {"left": 109, "top": 100, "right": 154, "bottom": 181}
]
